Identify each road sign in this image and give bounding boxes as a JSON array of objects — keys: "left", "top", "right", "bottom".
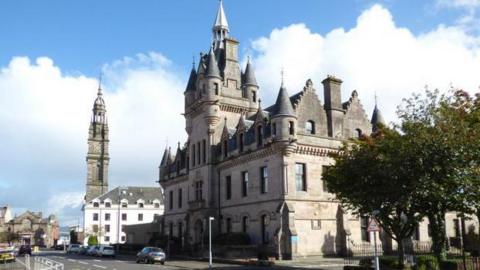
[{"left": 367, "top": 218, "right": 380, "bottom": 232}]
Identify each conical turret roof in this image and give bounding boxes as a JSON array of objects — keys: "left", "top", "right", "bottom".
[
  {"left": 371, "top": 104, "right": 386, "bottom": 132},
  {"left": 271, "top": 83, "right": 295, "bottom": 117},
  {"left": 206, "top": 47, "right": 221, "bottom": 78},
  {"left": 185, "top": 66, "right": 197, "bottom": 92},
  {"left": 213, "top": 0, "right": 229, "bottom": 31},
  {"left": 244, "top": 59, "right": 257, "bottom": 86}
]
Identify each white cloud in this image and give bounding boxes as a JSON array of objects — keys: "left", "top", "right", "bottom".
[
  {"left": 250, "top": 4, "right": 480, "bottom": 124},
  {"left": 0, "top": 53, "right": 186, "bottom": 225}
]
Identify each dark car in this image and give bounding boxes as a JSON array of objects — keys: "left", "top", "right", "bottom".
[
  {"left": 136, "top": 247, "right": 165, "bottom": 265},
  {"left": 18, "top": 245, "right": 31, "bottom": 256}
]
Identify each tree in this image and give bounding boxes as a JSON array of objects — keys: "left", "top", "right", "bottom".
[
  {"left": 70, "top": 230, "right": 78, "bottom": 245},
  {"left": 397, "top": 89, "right": 475, "bottom": 261},
  {"left": 323, "top": 127, "right": 424, "bottom": 266},
  {"left": 87, "top": 235, "right": 98, "bottom": 246}
]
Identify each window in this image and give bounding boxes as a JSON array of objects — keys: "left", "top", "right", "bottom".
[
  {"left": 138, "top": 203, "right": 144, "bottom": 208},
  {"left": 178, "top": 222, "right": 183, "bottom": 241},
  {"left": 202, "top": 139, "right": 206, "bottom": 164},
  {"left": 105, "top": 213, "right": 110, "bottom": 221},
  {"left": 322, "top": 166, "right": 330, "bottom": 193},
  {"left": 195, "top": 181, "right": 203, "bottom": 201},
  {"left": 93, "top": 225, "right": 99, "bottom": 233},
  {"left": 295, "top": 163, "right": 307, "bottom": 191},
  {"left": 192, "top": 144, "right": 196, "bottom": 166},
  {"left": 305, "top": 120, "right": 315, "bottom": 134},
  {"left": 154, "top": 203, "right": 160, "bottom": 208},
  {"left": 454, "top": 219, "right": 461, "bottom": 237},
  {"left": 105, "top": 202, "right": 111, "bottom": 208},
  {"left": 121, "top": 236, "right": 126, "bottom": 242},
  {"left": 223, "top": 140, "right": 228, "bottom": 158},
  {"left": 178, "top": 188, "right": 183, "bottom": 208},
  {"left": 226, "top": 218, "right": 232, "bottom": 233},
  {"left": 272, "top": 123, "right": 277, "bottom": 137},
  {"left": 239, "top": 133, "right": 244, "bottom": 152},
  {"left": 105, "top": 224, "right": 110, "bottom": 233},
  {"left": 122, "top": 213, "right": 127, "bottom": 221},
  {"left": 93, "top": 213, "right": 99, "bottom": 221},
  {"left": 252, "top": 91, "right": 257, "bottom": 102},
  {"left": 242, "top": 171, "right": 249, "bottom": 197},
  {"left": 257, "top": 125, "right": 263, "bottom": 146},
  {"left": 93, "top": 202, "right": 99, "bottom": 208},
  {"left": 289, "top": 121, "right": 295, "bottom": 135},
  {"left": 356, "top": 128, "right": 363, "bottom": 138},
  {"left": 412, "top": 224, "right": 420, "bottom": 241},
  {"left": 242, "top": 216, "right": 248, "bottom": 233},
  {"left": 121, "top": 202, "right": 128, "bottom": 208},
  {"left": 138, "top": 213, "right": 143, "bottom": 222},
  {"left": 260, "top": 166, "right": 268, "bottom": 194},
  {"left": 197, "top": 142, "right": 201, "bottom": 165},
  {"left": 104, "top": 236, "right": 110, "bottom": 242},
  {"left": 361, "top": 217, "right": 370, "bottom": 242},
  {"left": 261, "top": 214, "right": 268, "bottom": 244},
  {"left": 214, "top": 83, "right": 219, "bottom": 95},
  {"left": 225, "top": 176, "right": 232, "bottom": 200},
  {"left": 169, "top": 190, "right": 173, "bottom": 210}
]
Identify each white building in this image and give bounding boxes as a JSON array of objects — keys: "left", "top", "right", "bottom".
[{"left": 83, "top": 186, "right": 164, "bottom": 245}]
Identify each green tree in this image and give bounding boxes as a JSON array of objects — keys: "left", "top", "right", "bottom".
[
  {"left": 323, "top": 127, "right": 424, "bottom": 266},
  {"left": 70, "top": 230, "right": 78, "bottom": 245},
  {"left": 87, "top": 235, "right": 98, "bottom": 246},
  {"left": 397, "top": 89, "right": 475, "bottom": 261}
]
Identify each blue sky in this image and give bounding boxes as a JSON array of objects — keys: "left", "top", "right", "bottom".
[{"left": 0, "top": 0, "right": 479, "bottom": 226}]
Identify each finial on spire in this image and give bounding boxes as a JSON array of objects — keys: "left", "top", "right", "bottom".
[
  {"left": 374, "top": 92, "right": 378, "bottom": 107},
  {"left": 281, "top": 68, "right": 285, "bottom": 87},
  {"left": 192, "top": 55, "right": 196, "bottom": 69},
  {"left": 97, "top": 72, "right": 103, "bottom": 95}
]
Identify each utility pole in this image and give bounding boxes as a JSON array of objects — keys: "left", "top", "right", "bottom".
[{"left": 209, "top": 216, "right": 215, "bottom": 269}]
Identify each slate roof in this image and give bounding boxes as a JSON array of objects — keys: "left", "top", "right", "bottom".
[
  {"left": 95, "top": 186, "right": 163, "bottom": 204},
  {"left": 265, "top": 84, "right": 296, "bottom": 117}
]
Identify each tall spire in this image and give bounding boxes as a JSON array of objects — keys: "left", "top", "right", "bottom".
[{"left": 212, "top": 0, "right": 230, "bottom": 49}]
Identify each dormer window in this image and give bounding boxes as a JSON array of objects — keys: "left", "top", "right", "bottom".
[
  {"left": 138, "top": 203, "right": 144, "bottom": 208},
  {"left": 105, "top": 202, "right": 111, "bottom": 208},
  {"left": 121, "top": 202, "right": 128, "bottom": 208},
  {"left": 239, "top": 133, "right": 244, "bottom": 152},
  {"left": 257, "top": 125, "right": 263, "bottom": 147},
  {"left": 93, "top": 202, "right": 99, "bottom": 208},
  {"left": 306, "top": 120, "right": 315, "bottom": 135}
]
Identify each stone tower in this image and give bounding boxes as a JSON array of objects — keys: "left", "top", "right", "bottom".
[{"left": 85, "top": 83, "right": 109, "bottom": 202}]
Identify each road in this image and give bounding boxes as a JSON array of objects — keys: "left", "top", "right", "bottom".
[{"left": 7, "top": 251, "right": 273, "bottom": 270}]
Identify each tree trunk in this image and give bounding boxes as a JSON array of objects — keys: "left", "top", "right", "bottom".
[
  {"left": 397, "top": 238, "right": 405, "bottom": 267},
  {"left": 428, "top": 212, "right": 447, "bottom": 261}
]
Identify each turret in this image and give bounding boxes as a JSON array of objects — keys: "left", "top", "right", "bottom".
[
  {"left": 185, "top": 62, "right": 197, "bottom": 106},
  {"left": 203, "top": 47, "right": 222, "bottom": 127},
  {"left": 371, "top": 100, "right": 386, "bottom": 133},
  {"left": 322, "top": 75, "right": 345, "bottom": 138},
  {"left": 270, "top": 82, "right": 297, "bottom": 142},
  {"left": 243, "top": 59, "right": 259, "bottom": 116}
]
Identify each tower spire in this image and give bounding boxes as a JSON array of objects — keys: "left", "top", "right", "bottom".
[{"left": 212, "top": 0, "right": 230, "bottom": 49}]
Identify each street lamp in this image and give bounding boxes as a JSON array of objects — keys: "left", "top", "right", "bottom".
[
  {"left": 208, "top": 216, "right": 215, "bottom": 269},
  {"left": 371, "top": 210, "right": 380, "bottom": 270}
]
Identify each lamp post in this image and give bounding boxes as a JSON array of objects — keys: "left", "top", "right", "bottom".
[
  {"left": 372, "top": 210, "right": 380, "bottom": 270},
  {"left": 209, "top": 216, "right": 214, "bottom": 269}
]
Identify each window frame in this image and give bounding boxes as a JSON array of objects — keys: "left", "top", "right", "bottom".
[
  {"left": 241, "top": 171, "right": 249, "bottom": 197},
  {"left": 260, "top": 166, "right": 268, "bottom": 194}
]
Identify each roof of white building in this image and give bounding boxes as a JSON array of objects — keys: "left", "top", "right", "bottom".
[{"left": 93, "top": 186, "right": 163, "bottom": 204}]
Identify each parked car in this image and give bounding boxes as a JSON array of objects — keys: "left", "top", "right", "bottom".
[
  {"left": 78, "top": 246, "right": 88, "bottom": 255},
  {"left": 97, "top": 246, "right": 115, "bottom": 257},
  {"left": 67, "top": 244, "right": 81, "bottom": 254},
  {"left": 86, "top": 245, "right": 99, "bottom": 256},
  {"left": 18, "top": 245, "right": 31, "bottom": 256},
  {"left": 136, "top": 247, "right": 165, "bottom": 265},
  {"left": 0, "top": 248, "right": 15, "bottom": 263}
]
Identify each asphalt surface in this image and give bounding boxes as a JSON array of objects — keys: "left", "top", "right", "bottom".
[{"left": 6, "top": 251, "right": 273, "bottom": 270}]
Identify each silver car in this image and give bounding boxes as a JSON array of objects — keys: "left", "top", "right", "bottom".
[{"left": 136, "top": 247, "right": 165, "bottom": 265}]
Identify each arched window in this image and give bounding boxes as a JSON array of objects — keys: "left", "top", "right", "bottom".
[
  {"left": 356, "top": 128, "right": 363, "bottom": 138},
  {"left": 305, "top": 120, "right": 315, "bottom": 135},
  {"left": 257, "top": 125, "right": 263, "bottom": 147}
]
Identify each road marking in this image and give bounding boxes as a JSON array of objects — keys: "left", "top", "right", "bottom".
[
  {"left": 93, "top": 264, "right": 107, "bottom": 269},
  {"left": 79, "top": 261, "right": 89, "bottom": 265},
  {"left": 94, "top": 259, "right": 102, "bottom": 262},
  {"left": 68, "top": 259, "right": 77, "bottom": 262}
]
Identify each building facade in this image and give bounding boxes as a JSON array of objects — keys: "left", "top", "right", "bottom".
[
  {"left": 158, "top": 1, "right": 479, "bottom": 259},
  {"left": 5, "top": 211, "right": 59, "bottom": 247}
]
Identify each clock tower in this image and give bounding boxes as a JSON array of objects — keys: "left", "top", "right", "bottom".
[{"left": 85, "top": 83, "right": 110, "bottom": 202}]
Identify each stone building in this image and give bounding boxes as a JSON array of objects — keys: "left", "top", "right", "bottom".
[
  {"left": 82, "top": 83, "right": 164, "bottom": 246},
  {"left": 5, "top": 211, "right": 59, "bottom": 247},
  {"left": 0, "top": 206, "right": 12, "bottom": 233}
]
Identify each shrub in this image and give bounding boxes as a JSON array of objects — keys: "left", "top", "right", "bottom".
[
  {"left": 87, "top": 235, "right": 98, "bottom": 246},
  {"left": 438, "top": 260, "right": 459, "bottom": 270},
  {"left": 414, "top": 256, "right": 438, "bottom": 270}
]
